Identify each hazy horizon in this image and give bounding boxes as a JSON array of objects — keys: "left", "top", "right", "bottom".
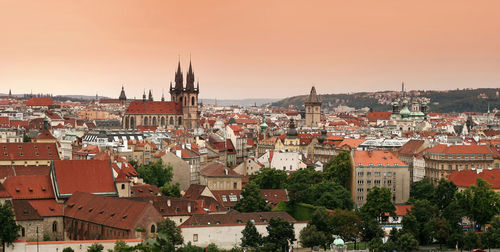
[{"left": 1, "top": 0, "right": 499, "bottom": 99}]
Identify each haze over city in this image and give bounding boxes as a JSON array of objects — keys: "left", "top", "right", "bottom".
[{"left": 1, "top": 0, "right": 499, "bottom": 99}]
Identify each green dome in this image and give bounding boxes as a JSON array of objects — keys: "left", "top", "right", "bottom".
[
  {"left": 333, "top": 237, "right": 344, "bottom": 246},
  {"left": 260, "top": 122, "right": 268, "bottom": 129},
  {"left": 400, "top": 107, "right": 411, "bottom": 115}
]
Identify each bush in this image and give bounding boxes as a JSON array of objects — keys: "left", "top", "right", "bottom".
[
  {"left": 87, "top": 243, "right": 104, "bottom": 252},
  {"left": 63, "top": 248, "right": 74, "bottom": 252}
]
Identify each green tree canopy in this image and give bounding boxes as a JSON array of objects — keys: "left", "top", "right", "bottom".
[
  {"left": 250, "top": 168, "right": 288, "bottom": 189},
  {"left": 0, "top": 202, "right": 20, "bottom": 252},
  {"left": 160, "top": 182, "right": 181, "bottom": 198},
  {"left": 409, "top": 178, "right": 435, "bottom": 202},
  {"left": 286, "top": 168, "right": 324, "bottom": 203},
  {"left": 136, "top": 160, "right": 173, "bottom": 188},
  {"left": 459, "top": 178, "right": 500, "bottom": 228},
  {"left": 241, "top": 220, "right": 263, "bottom": 249},
  {"left": 360, "top": 187, "right": 395, "bottom": 220},
  {"left": 303, "top": 181, "right": 353, "bottom": 210},
  {"left": 263, "top": 217, "right": 295, "bottom": 252},
  {"left": 157, "top": 218, "right": 184, "bottom": 246},
  {"left": 323, "top": 151, "right": 352, "bottom": 190},
  {"left": 234, "top": 181, "right": 270, "bottom": 212},
  {"left": 432, "top": 178, "right": 457, "bottom": 211},
  {"left": 330, "top": 209, "right": 361, "bottom": 243},
  {"left": 87, "top": 243, "right": 104, "bottom": 252},
  {"left": 299, "top": 224, "right": 328, "bottom": 249}
]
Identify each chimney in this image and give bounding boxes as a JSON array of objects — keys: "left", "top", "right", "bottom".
[{"left": 167, "top": 199, "right": 171, "bottom": 207}]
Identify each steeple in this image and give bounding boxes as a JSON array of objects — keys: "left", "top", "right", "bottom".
[
  {"left": 148, "top": 90, "right": 153, "bottom": 101},
  {"left": 119, "top": 85, "right": 127, "bottom": 101},
  {"left": 306, "top": 86, "right": 320, "bottom": 104},
  {"left": 161, "top": 89, "right": 165, "bottom": 101},
  {"left": 186, "top": 60, "right": 195, "bottom": 92},
  {"left": 174, "top": 60, "right": 183, "bottom": 93},
  {"left": 142, "top": 89, "right": 146, "bottom": 102},
  {"left": 8, "top": 89, "right": 11, "bottom": 98}
]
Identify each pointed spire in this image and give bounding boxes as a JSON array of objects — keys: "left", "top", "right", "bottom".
[
  {"left": 161, "top": 89, "right": 165, "bottom": 101},
  {"left": 119, "top": 85, "right": 127, "bottom": 100},
  {"left": 148, "top": 89, "right": 153, "bottom": 101},
  {"left": 173, "top": 59, "right": 184, "bottom": 93},
  {"left": 306, "top": 86, "right": 320, "bottom": 104},
  {"left": 143, "top": 89, "right": 146, "bottom": 102},
  {"left": 186, "top": 59, "right": 195, "bottom": 92}
]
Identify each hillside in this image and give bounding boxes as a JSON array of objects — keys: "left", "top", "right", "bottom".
[{"left": 270, "top": 88, "right": 500, "bottom": 113}]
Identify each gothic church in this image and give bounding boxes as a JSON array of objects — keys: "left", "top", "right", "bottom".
[{"left": 123, "top": 61, "right": 200, "bottom": 130}]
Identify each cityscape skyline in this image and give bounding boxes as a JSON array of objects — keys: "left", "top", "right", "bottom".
[{"left": 1, "top": 0, "right": 499, "bottom": 99}]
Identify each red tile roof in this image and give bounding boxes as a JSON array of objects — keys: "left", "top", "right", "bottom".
[
  {"left": 366, "top": 112, "right": 392, "bottom": 122},
  {"left": 2, "top": 175, "right": 55, "bottom": 200},
  {"left": 28, "top": 199, "right": 63, "bottom": 217},
  {"left": 395, "top": 205, "right": 412, "bottom": 216},
  {"left": 129, "top": 196, "right": 207, "bottom": 216},
  {"left": 447, "top": 169, "right": 500, "bottom": 189},
  {"left": 12, "top": 200, "right": 43, "bottom": 221},
  {"left": 130, "top": 184, "right": 159, "bottom": 197},
  {"left": 125, "top": 101, "right": 182, "bottom": 114},
  {"left": 425, "top": 144, "right": 493, "bottom": 155},
  {"left": 36, "top": 129, "right": 57, "bottom": 140},
  {"left": 398, "top": 140, "right": 426, "bottom": 156},
  {"left": 201, "top": 162, "right": 243, "bottom": 178},
  {"left": 181, "top": 210, "right": 296, "bottom": 227},
  {"left": 354, "top": 150, "right": 408, "bottom": 167},
  {"left": 26, "top": 98, "right": 54, "bottom": 107},
  {"left": 0, "top": 143, "right": 60, "bottom": 161},
  {"left": 52, "top": 160, "right": 117, "bottom": 198},
  {"left": 64, "top": 192, "right": 163, "bottom": 230}
]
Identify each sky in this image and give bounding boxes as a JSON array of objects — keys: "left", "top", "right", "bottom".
[{"left": 0, "top": 0, "right": 499, "bottom": 99}]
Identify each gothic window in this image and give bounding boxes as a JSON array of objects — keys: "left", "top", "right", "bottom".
[
  {"left": 161, "top": 117, "right": 165, "bottom": 126},
  {"left": 191, "top": 96, "right": 195, "bottom": 106},
  {"left": 21, "top": 227, "right": 25, "bottom": 237},
  {"left": 169, "top": 117, "right": 174, "bottom": 125},
  {"left": 179, "top": 96, "right": 183, "bottom": 103},
  {"left": 150, "top": 224, "right": 156, "bottom": 233},
  {"left": 52, "top": 221, "right": 57, "bottom": 232},
  {"left": 125, "top": 116, "right": 129, "bottom": 129},
  {"left": 178, "top": 117, "right": 182, "bottom": 125},
  {"left": 152, "top": 117, "right": 157, "bottom": 126},
  {"left": 144, "top": 117, "right": 149, "bottom": 126},
  {"left": 130, "top": 117, "right": 135, "bottom": 129}
]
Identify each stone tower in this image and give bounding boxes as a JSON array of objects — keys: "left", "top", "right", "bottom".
[
  {"left": 169, "top": 60, "right": 200, "bottom": 129},
  {"left": 305, "top": 86, "right": 321, "bottom": 127}
]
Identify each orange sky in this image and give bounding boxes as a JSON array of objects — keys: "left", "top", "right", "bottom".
[{"left": 0, "top": 0, "right": 499, "bottom": 99}]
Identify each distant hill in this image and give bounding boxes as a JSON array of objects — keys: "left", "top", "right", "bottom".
[{"left": 271, "top": 88, "right": 500, "bottom": 113}]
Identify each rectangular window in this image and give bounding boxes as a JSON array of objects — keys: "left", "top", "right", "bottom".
[
  {"left": 357, "top": 188, "right": 364, "bottom": 193},
  {"left": 374, "top": 180, "right": 381, "bottom": 185},
  {"left": 357, "top": 196, "right": 364, "bottom": 201},
  {"left": 233, "top": 182, "right": 237, "bottom": 189},
  {"left": 366, "top": 180, "right": 372, "bottom": 185},
  {"left": 375, "top": 172, "right": 381, "bottom": 176},
  {"left": 387, "top": 180, "right": 392, "bottom": 185},
  {"left": 358, "top": 172, "right": 364, "bottom": 177},
  {"left": 357, "top": 180, "right": 364, "bottom": 185},
  {"left": 366, "top": 172, "right": 371, "bottom": 176},
  {"left": 193, "top": 234, "right": 198, "bottom": 242}
]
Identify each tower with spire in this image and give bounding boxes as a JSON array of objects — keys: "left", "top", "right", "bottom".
[
  {"left": 168, "top": 59, "right": 200, "bottom": 129},
  {"left": 305, "top": 86, "right": 321, "bottom": 127}
]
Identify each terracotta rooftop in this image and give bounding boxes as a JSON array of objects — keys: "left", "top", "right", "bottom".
[
  {"left": 125, "top": 100, "right": 182, "bottom": 114},
  {"left": 2, "top": 175, "right": 55, "bottom": 200},
  {"left": 0, "top": 143, "right": 60, "bottom": 161},
  {"left": 354, "top": 150, "right": 408, "bottom": 167},
  {"left": 447, "top": 169, "right": 500, "bottom": 189},
  {"left": 398, "top": 140, "right": 426, "bottom": 156},
  {"left": 181, "top": 210, "right": 296, "bottom": 227},
  {"left": 201, "top": 162, "right": 242, "bottom": 178},
  {"left": 425, "top": 144, "right": 493, "bottom": 155},
  {"left": 52, "top": 160, "right": 117, "bottom": 198},
  {"left": 26, "top": 98, "right": 54, "bottom": 107}
]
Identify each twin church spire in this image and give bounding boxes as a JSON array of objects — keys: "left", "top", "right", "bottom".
[{"left": 170, "top": 60, "right": 199, "bottom": 95}]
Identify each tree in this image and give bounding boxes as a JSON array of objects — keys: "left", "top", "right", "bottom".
[
  {"left": 459, "top": 178, "right": 500, "bottom": 229},
  {"left": 176, "top": 242, "right": 203, "bottom": 252},
  {"left": 22, "top": 134, "right": 31, "bottom": 143},
  {"left": 234, "top": 182, "right": 270, "bottom": 212},
  {"left": 263, "top": 217, "right": 295, "bottom": 252},
  {"left": 409, "top": 178, "right": 435, "bottom": 202},
  {"left": 205, "top": 243, "right": 220, "bottom": 252},
  {"left": 463, "top": 231, "right": 481, "bottom": 251},
  {"left": 136, "top": 160, "right": 174, "bottom": 188},
  {"left": 323, "top": 151, "right": 352, "bottom": 190},
  {"left": 286, "top": 168, "right": 323, "bottom": 203},
  {"left": 358, "top": 213, "right": 384, "bottom": 242},
  {"left": 160, "top": 182, "right": 181, "bottom": 198},
  {"left": 250, "top": 168, "right": 288, "bottom": 189},
  {"left": 401, "top": 213, "right": 418, "bottom": 239},
  {"left": 410, "top": 199, "right": 437, "bottom": 245},
  {"left": 395, "top": 233, "right": 418, "bottom": 252},
  {"left": 62, "top": 248, "right": 74, "bottom": 252},
  {"left": 87, "top": 243, "right": 104, "bottom": 252},
  {"left": 305, "top": 182, "right": 353, "bottom": 210},
  {"left": 0, "top": 202, "right": 20, "bottom": 252},
  {"left": 482, "top": 216, "right": 500, "bottom": 248},
  {"left": 241, "top": 220, "right": 263, "bottom": 249},
  {"left": 113, "top": 240, "right": 131, "bottom": 252},
  {"left": 360, "top": 187, "right": 395, "bottom": 220},
  {"left": 299, "top": 225, "right": 328, "bottom": 249},
  {"left": 432, "top": 178, "right": 457, "bottom": 211},
  {"left": 330, "top": 210, "right": 361, "bottom": 243},
  {"left": 156, "top": 218, "right": 183, "bottom": 246}
]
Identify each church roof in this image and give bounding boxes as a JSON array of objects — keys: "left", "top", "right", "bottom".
[{"left": 126, "top": 100, "right": 183, "bottom": 114}]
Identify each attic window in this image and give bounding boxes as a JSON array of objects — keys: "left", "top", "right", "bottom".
[
  {"left": 99, "top": 211, "right": 104, "bottom": 214},
  {"left": 160, "top": 208, "right": 164, "bottom": 212},
  {"left": 67, "top": 203, "right": 75, "bottom": 208},
  {"left": 122, "top": 215, "right": 127, "bottom": 219},
  {"left": 36, "top": 153, "right": 39, "bottom": 156},
  {"left": 34, "top": 146, "right": 38, "bottom": 149},
  {"left": 2, "top": 146, "right": 5, "bottom": 150},
  {"left": 88, "top": 208, "right": 93, "bottom": 213},
  {"left": 49, "top": 207, "right": 54, "bottom": 211},
  {"left": 48, "top": 153, "right": 52, "bottom": 156},
  {"left": 28, "top": 187, "right": 33, "bottom": 192},
  {"left": 42, "top": 187, "right": 46, "bottom": 192},
  {"left": 176, "top": 208, "right": 180, "bottom": 212},
  {"left": 215, "top": 221, "right": 221, "bottom": 224},
  {"left": 18, "top": 146, "right": 22, "bottom": 149},
  {"left": 4, "top": 153, "right": 7, "bottom": 156},
  {"left": 110, "top": 213, "right": 115, "bottom": 217},
  {"left": 23, "top": 210, "right": 29, "bottom": 215},
  {"left": 15, "top": 188, "right": 20, "bottom": 192},
  {"left": 221, "top": 195, "right": 227, "bottom": 202},
  {"left": 77, "top": 206, "right": 83, "bottom": 210},
  {"left": 19, "top": 153, "right": 24, "bottom": 156},
  {"left": 47, "top": 146, "right": 50, "bottom": 149}
]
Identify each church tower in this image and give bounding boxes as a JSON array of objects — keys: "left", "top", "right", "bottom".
[
  {"left": 170, "top": 61, "right": 184, "bottom": 103},
  {"left": 182, "top": 60, "right": 200, "bottom": 129},
  {"left": 305, "top": 86, "right": 321, "bottom": 127}
]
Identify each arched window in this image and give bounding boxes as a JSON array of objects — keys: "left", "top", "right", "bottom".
[
  {"left": 161, "top": 117, "right": 165, "bottom": 126},
  {"left": 144, "top": 117, "right": 149, "bottom": 126},
  {"left": 152, "top": 117, "right": 157, "bottom": 126},
  {"left": 169, "top": 117, "right": 174, "bottom": 125},
  {"left": 130, "top": 117, "right": 135, "bottom": 129},
  {"left": 178, "top": 117, "right": 182, "bottom": 126},
  {"left": 121, "top": 184, "right": 125, "bottom": 190},
  {"left": 184, "top": 96, "right": 187, "bottom": 106},
  {"left": 191, "top": 96, "right": 195, "bottom": 106},
  {"left": 21, "top": 227, "right": 25, "bottom": 237},
  {"left": 150, "top": 224, "right": 156, "bottom": 233},
  {"left": 52, "top": 221, "right": 57, "bottom": 232},
  {"left": 125, "top": 116, "right": 129, "bottom": 129}
]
